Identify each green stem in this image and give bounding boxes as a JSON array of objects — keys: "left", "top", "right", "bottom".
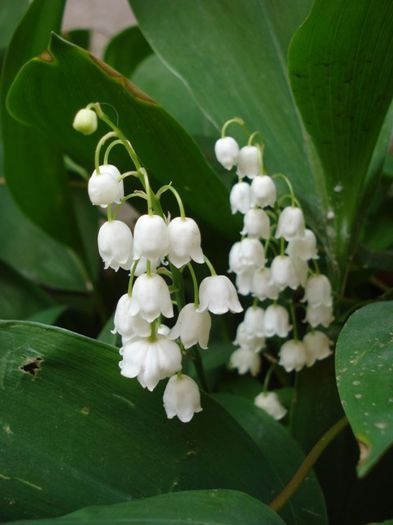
[
  {"left": 156, "top": 184, "right": 186, "bottom": 219},
  {"left": 289, "top": 301, "right": 299, "bottom": 340},
  {"left": 187, "top": 263, "right": 199, "bottom": 306},
  {"left": 221, "top": 117, "right": 246, "bottom": 138},
  {"left": 204, "top": 255, "right": 217, "bottom": 276},
  {"left": 94, "top": 131, "right": 117, "bottom": 173},
  {"left": 106, "top": 204, "right": 113, "bottom": 222},
  {"left": 128, "top": 259, "right": 139, "bottom": 296},
  {"left": 248, "top": 131, "right": 264, "bottom": 146},
  {"left": 263, "top": 363, "right": 275, "bottom": 393},
  {"left": 103, "top": 139, "right": 124, "bottom": 164},
  {"left": 269, "top": 417, "right": 348, "bottom": 512},
  {"left": 273, "top": 173, "right": 299, "bottom": 208}
]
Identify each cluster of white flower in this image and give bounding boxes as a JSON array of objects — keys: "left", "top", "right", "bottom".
[
  {"left": 74, "top": 105, "right": 243, "bottom": 423},
  {"left": 215, "top": 119, "right": 334, "bottom": 421}
]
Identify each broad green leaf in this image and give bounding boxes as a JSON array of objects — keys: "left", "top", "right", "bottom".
[
  {"left": 0, "top": 321, "right": 303, "bottom": 521},
  {"left": 7, "top": 33, "right": 238, "bottom": 239},
  {"left": 289, "top": 1, "right": 393, "bottom": 266},
  {"left": 28, "top": 306, "right": 66, "bottom": 325},
  {"left": 0, "top": 0, "right": 29, "bottom": 51},
  {"left": 0, "top": 187, "right": 91, "bottom": 292},
  {"left": 97, "top": 314, "right": 118, "bottom": 346},
  {"left": 65, "top": 29, "right": 91, "bottom": 50},
  {"left": 336, "top": 301, "right": 393, "bottom": 476},
  {"left": 4, "top": 490, "right": 285, "bottom": 525},
  {"left": 214, "top": 394, "right": 327, "bottom": 525},
  {"left": 129, "top": 0, "right": 327, "bottom": 234},
  {"left": 0, "top": 264, "right": 54, "bottom": 319},
  {"left": 104, "top": 26, "right": 152, "bottom": 78},
  {"left": 1, "top": 0, "right": 79, "bottom": 248}
]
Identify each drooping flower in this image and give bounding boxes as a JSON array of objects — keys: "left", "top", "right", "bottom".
[
  {"left": 88, "top": 164, "right": 124, "bottom": 207},
  {"left": 302, "top": 274, "right": 332, "bottom": 307},
  {"left": 73, "top": 108, "right": 97, "bottom": 135},
  {"left": 229, "top": 238, "right": 265, "bottom": 274},
  {"left": 198, "top": 275, "right": 243, "bottom": 315},
  {"left": 235, "top": 270, "right": 255, "bottom": 296},
  {"left": 264, "top": 304, "right": 291, "bottom": 338},
  {"left": 237, "top": 145, "right": 262, "bottom": 178},
  {"left": 254, "top": 392, "right": 287, "bottom": 420},
  {"left": 133, "top": 214, "right": 169, "bottom": 260},
  {"left": 275, "top": 206, "right": 305, "bottom": 241},
  {"left": 169, "top": 303, "right": 211, "bottom": 349},
  {"left": 270, "top": 255, "right": 299, "bottom": 291},
  {"left": 241, "top": 208, "right": 270, "bottom": 239},
  {"left": 129, "top": 273, "right": 174, "bottom": 322},
  {"left": 303, "top": 331, "right": 333, "bottom": 367},
  {"left": 120, "top": 335, "right": 182, "bottom": 391},
  {"left": 134, "top": 256, "right": 160, "bottom": 276},
  {"left": 279, "top": 339, "right": 307, "bottom": 372},
  {"left": 113, "top": 293, "right": 150, "bottom": 341},
  {"left": 233, "top": 322, "right": 265, "bottom": 352},
  {"left": 167, "top": 217, "right": 204, "bottom": 268},
  {"left": 250, "top": 175, "right": 276, "bottom": 208},
  {"left": 163, "top": 374, "right": 202, "bottom": 422},
  {"left": 243, "top": 306, "right": 265, "bottom": 338},
  {"left": 305, "top": 304, "right": 334, "bottom": 328},
  {"left": 230, "top": 182, "right": 251, "bottom": 214},
  {"left": 251, "top": 268, "right": 279, "bottom": 301},
  {"left": 214, "top": 136, "right": 239, "bottom": 170},
  {"left": 229, "top": 347, "right": 260, "bottom": 376},
  {"left": 286, "top": 229, "right": 318, "bottom": 261},
  {"left": 97, "top": 220, "right": 133, "bottom": 271}
]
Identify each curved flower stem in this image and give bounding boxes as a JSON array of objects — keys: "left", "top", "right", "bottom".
[
  {"left": 248, "top": 130, "right": 264, "bottom": 146},
  {"left": 221, "top": 117, "right": 247, "bottom": 138},
  {"left": 273, "top": 173, "right": 299, "bottom": 208},
  {"left": 288, "top": 301, "right": 299, "bottom": 340},
  {"left": 106, "top": 204, "right": 113, "bottom": 222},
  {"left": 269, "top": 416, "right": 348, "bottom": 512},
  {"left": 187, "top": 263, "right": 199, "bottom": 306},
  {"left": 204, "top": 255, "right": 217, "bottom": 276},
  {"left": 94, "top": 131, "right": 117, "bottom": 173},
  {"left": 103, "top": 139, "right": 124, "bottom": 164},
  {"left": 263, "top": 363, "right": 275, "bottom": 393},
  {"left": 156, "top": 184, "right": 186, "bottom": 219},
  {"left": 127, "top": 259, "right": 139, "bottom": 296},
  {"left": 192, "top": 345, "right": 209, "bottom": 393},
  {"left": 311, "top": 258, "right": 321, "bottom": 275}
]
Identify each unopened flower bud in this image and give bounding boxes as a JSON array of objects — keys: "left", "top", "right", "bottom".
[
  {"left": 88, "top": 165, "right": 124, "bottom": 208},
  {"left": 230, "top": 182, "right": 251, "bottom": 214},
  {"left": 237, "top": 145, "right": 262, "bottom": 178},
  {"left": 133, "top": 214, "right": 169, "bottom": 260},
  {"left": 241, "top": 208, "right": 270, "bottom": 239},
  {"left": 129, "top": 273, "right": 174, "bottom": 322},
  {"left": 169, "top": 303, "right": 211, "bottom": 349},
  {"left": 264, "top": 304, "right": 291, "bottom": 338},
  {"left": 98, "top": 220, "right": 133, "bottom": 271},
  {"left": 229, "top": 347, "right": 260, "bottom": 376},
  {"left": 163, "top": 374, "right": 202, "bottom": 422},
  {"left": 214, "top": 136, "right": 239, "bottom": 170},
  {"left": 303, "top": 331, "right": 333, "bottom": 366},
  {"left": 168, "top": 217, "right": 204, "bottom": 268},
  {"left": 279, "top": 339, "right": 307, "bottom": 372},
  {"left": 250, "top": 176, "right": 276, "bottom": 208},
  {"left": 254, "top": 392, "right": 287, "bottom": 420},
  {"left": 73, "top": 108, "right": 97, "bottom": 135},
  {"left": 198, "top": 275, "right": 243, "bottom": 315},
  {"left": 275, "top": 206, "right": 305, "bottom": 241}
]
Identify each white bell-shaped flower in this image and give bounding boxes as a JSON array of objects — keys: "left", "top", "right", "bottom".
[
  {"left": 287, "top": 229, "right": 318, "bottom": 261},
  {"left": 229, "top": 242, "right": 243, "bottom": 274},
  {"left": 198, "top": 275, "right": 243, "bottom": 315},
  {"left": 270, "top": 255, "right": 299, "bottom": 290},
  {"left": 264, "top": 304, "right": 291, "bottom": 338},
  {"left": 129, "top": 273, "right": 174, "bottom": 322},
  {"left": 169, "top": 303, "right": 211, "bottom": 349},
  {"left": 243, "top": 306, "right": 265, "bottom": 337},
  {"left": 98, "top": 220, "right": 133, "bottom": 271},
  {"left": 237, "top": 145, "right": 262, "bottom": 178},
  {"left": 234, "top": 322, "right": 265, "bottom": 352},
  {"left": 88, "top": 164, "right": 124, "bottom": 207},
  {"left": 73, "top": 108, "right": 97, "bottom": 135},
  {"left": 214, "top": 136, "right": 239, "bottom": 170},
  {"left": 251, "top": 268, "right": 279, "bottom": 301},
  {"left": 241, "top": 208, "right": 270, "bottom": 239},
  {"left": 275, "top": 206, "right": 305, "bottom": 241},
  {"left": 167, "top": 217, "right": 204, "bottom": 268},
  {"left": 236, "top": 238, "right": 265, "bottom": 273},
  {"left": 134, "top": 256, "right": 160, "bottom": 276},
  {"left": 305, "top": 304, "right": 334, "bottom": 328},
  {"left": 279, "top": 339, "right": 308, "bottom": 372},
  {"left": 157, "top": 324, "right": 171, "bottom": 336},
  {"left": 235, "top": 270, "right": 254, "bottom": 296},
  {"left": 303, "top": 274, "right": 332, "bottom": 307},
  {"left": 303, "top": 331, "right": 333, "bottom": 367},
  {"left": 292, "top": 258, "right": 309, "bottom": 288},
  {"left": 120, "top": 335, "right": 182, "bottom": 391},
  {"left": 133, "top": 214, "right": 169, "bottom": 260},
  {"left": 254, "top": 392, "right": 287, "bottom": 420},
  {"left": 163, "top": 374, "right": 202, "bottom": 423},
  {"left": 230, "top": 182, "right": 251, "bottom": 214},
  {"left": 113, "top": 293, "right": 150, "bottom": 341},
  {"left": 250, "top": 175, "right": 276, "bottom": 208},
  {"left": 229, "top": 348, "right": 260, "bottom": 376}
]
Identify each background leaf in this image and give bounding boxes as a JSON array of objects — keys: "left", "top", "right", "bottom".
[
  {"left": 336, "top": 301, "right": 393, "bottom": 476},
  {"left": 104, "top": 26, "right": 152, "bottom": 78}
]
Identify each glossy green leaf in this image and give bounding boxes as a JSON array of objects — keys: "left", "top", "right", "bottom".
[
  {"left": 4, "top": 490, "right": 285, "bottom": 525},
  {"left": 0, "top": 321, "right": 305, "bottom": 521},
  {"left": 129, "top": 0, "right": 328, "bottom": 233},
  {"left": 289, "top": 0, "right": 393, "bottom": 265},
  {"left": 0, "top": 0, "right": 29, "bottom": 51},
  {"left": 1, "top": 0, "right": 79, "bottom": 248},
  {"left": 336, "top": 302, "right": 393, "bottom": 476},
  {"left": 7, "top": 33, "right": 237, "bottom": 239},
  {"left": 0, "top": 264, "right": 53, "bottom": 319},
  {"left": 0, "top": 187, "right": 91, "bottom": 292},
  {"left": 104, "top": 26, "right": 152, "bottom": 78},
  {"left": 214, "top": 394, "right": 327, "bottom": 525}
]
